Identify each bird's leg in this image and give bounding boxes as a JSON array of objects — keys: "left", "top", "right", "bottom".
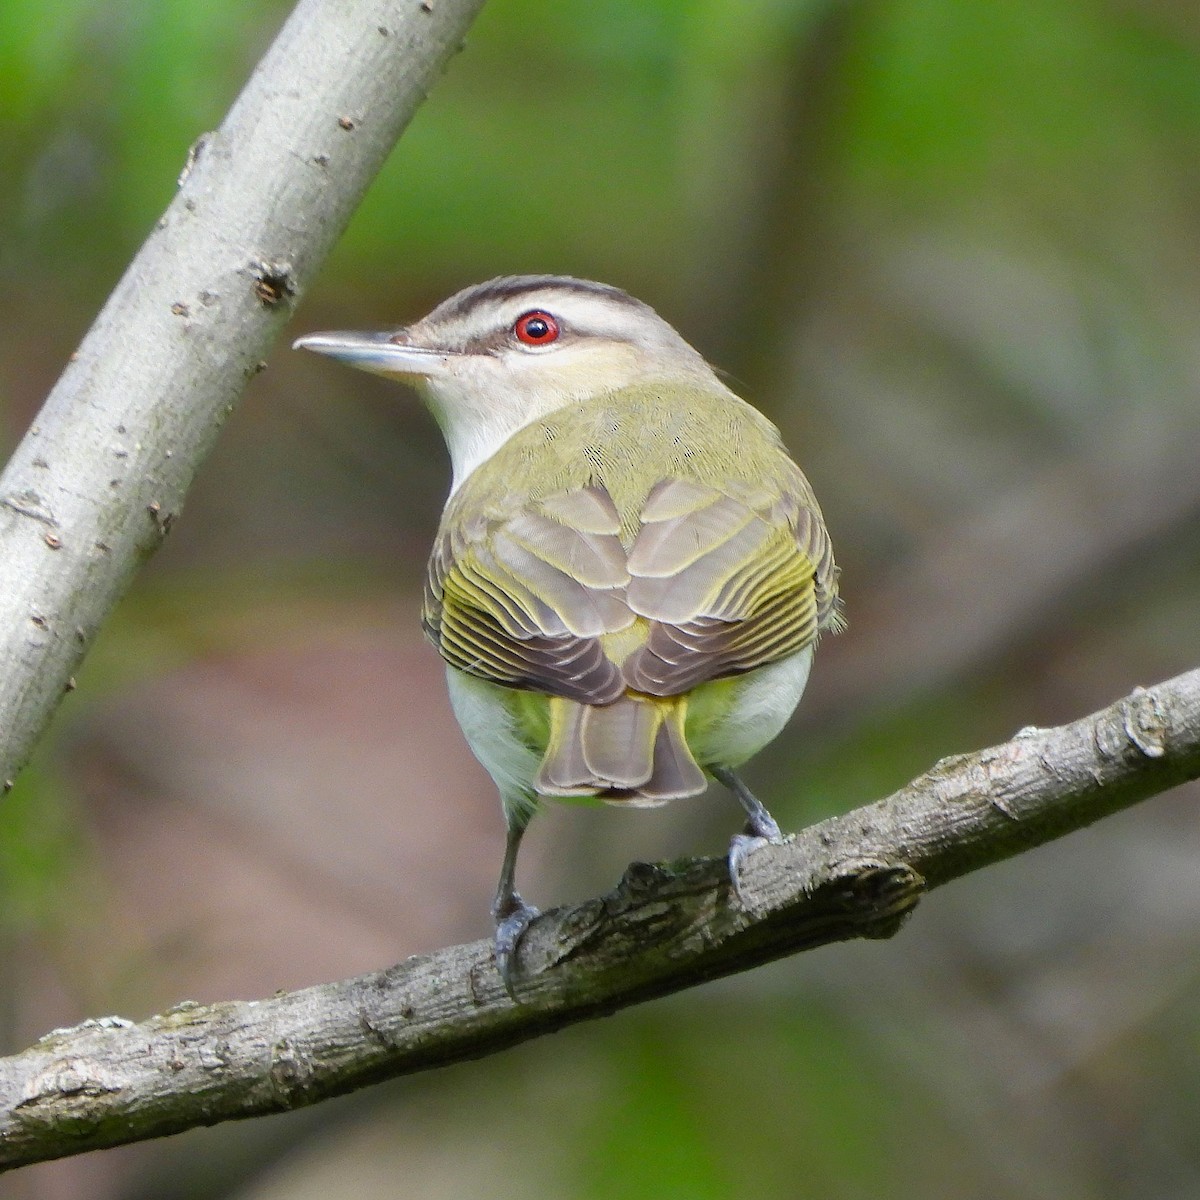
[
  {"left": 712, "top": 765, "right": 783, "bottom": 903},
  {"left": 491, "top": 809, "right": 538, "bottom": 998}
]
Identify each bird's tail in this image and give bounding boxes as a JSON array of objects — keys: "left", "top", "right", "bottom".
[{"left": 536, "top": 694, "right": 708, "bottom": 805}]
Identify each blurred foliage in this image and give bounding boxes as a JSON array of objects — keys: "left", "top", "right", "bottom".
[
  {"left": 0, "top": 761, "right": 83, "bottom": 939},
  {"left": 3, "top": 1, "right": 1200, "bottom": 1199}
]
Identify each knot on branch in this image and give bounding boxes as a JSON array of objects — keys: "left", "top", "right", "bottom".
[
  {"left": 12, "top": 1056, "right": 125, "bottom": 1143},
  {"left": 267, "top": 1037, "right": 320, "bottom": 1106},
  {"left": 808, "top": 859, "right": 925, "bottom": 941},
  {"left": 249, "top": 258, "right": 295, "bottom": 307},
  {"left": 1118, "top": 687, "right": 1168, "bottom": 759}
]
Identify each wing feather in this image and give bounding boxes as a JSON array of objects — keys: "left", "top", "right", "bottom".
[
  {"left": 504, "top": 510, "right": 629, "bottom": 590},
  {"left": 536, "top": 484, "right": 623, "bottom": 535},
  {"left": 488, "top": 532, "right": 632, "bottom": 638},
  {"left": 626, "top": 494, "right": 757, "bottom": 578}
]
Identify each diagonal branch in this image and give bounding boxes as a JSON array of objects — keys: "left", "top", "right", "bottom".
[
  {"left": 2, "top": 666, "right": 1197, "bottom": 1173},
  {"left": 0, "top": 0, "right": 488, "bottom": 789}
]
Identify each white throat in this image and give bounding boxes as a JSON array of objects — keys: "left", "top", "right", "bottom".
[
  {"left": 440, "top": 410, "right": 539, "bottom": 497},
  {"left": 417, "top": 373, "right": 572, "bottom": 497}
]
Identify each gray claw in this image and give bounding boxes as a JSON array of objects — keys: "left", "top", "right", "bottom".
[
  {"left": 728, "top": 832, "right": 778, "bottom": 905},
  {"left": 493, "top": 895, "right": 538, "bottom": 999}
]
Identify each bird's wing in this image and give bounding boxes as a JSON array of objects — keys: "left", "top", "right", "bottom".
[
  {"left": 620, "top": 475, "right": 838, "bottom": 694},
  {"left": 423, "top": 484, "right": 632, "bottom": 704},
  {"left": 423, "top": 473, "right": 838, "bottom": 703}
]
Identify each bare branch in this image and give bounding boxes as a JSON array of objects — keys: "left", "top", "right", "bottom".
[
  {"left": 0, "top": 0, "right": 488, "bottom": 788},
  {"left": 2, "top": 666, "right": 1197, "bottom": 1173}
]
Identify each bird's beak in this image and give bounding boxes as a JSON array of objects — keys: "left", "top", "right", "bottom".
[{"left": 292, "top": 330, "right": 458, "bottom": 379}]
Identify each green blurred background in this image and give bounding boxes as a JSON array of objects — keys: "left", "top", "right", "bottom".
[{"left": 3, "top": 0, "right": 1200, "bottom": 1196}]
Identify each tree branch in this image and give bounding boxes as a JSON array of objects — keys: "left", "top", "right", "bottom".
[
  {"left": 0, "top": 0, "right": 488, "bottom": 789},
  {"left": 2, "top": 666, "right": 1197, "bottom": 1172}
]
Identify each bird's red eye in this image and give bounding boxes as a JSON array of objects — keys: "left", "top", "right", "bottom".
[{"left": 514, "top": 310, "right": 560, "bottom": 346}]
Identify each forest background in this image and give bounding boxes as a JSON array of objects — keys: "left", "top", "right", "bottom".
[{"left": 2, "top": 1, "right": 1200, "bottom": 1197}]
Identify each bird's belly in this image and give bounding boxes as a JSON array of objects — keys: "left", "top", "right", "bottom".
[
  {"left": 445, "top": 666, "right": 546, "bottom": 822},
  {"left": 683, "top": 646, "right": 813, "bottom": 769}
]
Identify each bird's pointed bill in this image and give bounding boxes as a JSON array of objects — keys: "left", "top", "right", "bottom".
[{"left": 292, "top": 330, "right": 457, "bottom": 379}]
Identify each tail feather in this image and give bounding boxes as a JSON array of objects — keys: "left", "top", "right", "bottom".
[
  {"left": 580, "top": 698, "right": 657, "bottom": 788},
  {"left": 642, "top": 703, "right": 708, "bottom": 801},
  {"left": 537, "top": 699, "right": 594, "bottom": 793},
  {"left": 536, "top": 694, "right": 708, "bottom": 803}
]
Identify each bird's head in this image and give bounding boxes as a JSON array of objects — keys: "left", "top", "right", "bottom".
[{"left": 294, "top": 275, "right": 723, "bottom": 490}]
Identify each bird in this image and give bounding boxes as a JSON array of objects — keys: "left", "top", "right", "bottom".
[{"left": 294, "top": 275, "right": 841, "bottom": 992}]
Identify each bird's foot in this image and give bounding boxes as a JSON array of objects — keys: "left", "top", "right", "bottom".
[
  {"left": 713, "top": 764, "right": 784, "bottom": 905},
  {"left": 492, "top": 892, "right": 539, "bottom": 999},
  {"left": 727, "top": 812, "right": 783, "bottom": 906}
]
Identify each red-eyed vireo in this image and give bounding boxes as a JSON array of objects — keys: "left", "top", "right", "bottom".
[{"left": 295, "top": 276, "right": 841, "bottom": 991}]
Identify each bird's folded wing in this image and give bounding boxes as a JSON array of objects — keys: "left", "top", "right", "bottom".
[
  {"left": 621, "top": 476, "right": 835, "bottom": 694},
  {"left": 423, "top": 476, "right": 838, "bottom": 702},
  {"left": 424, "top": 485, "right": 631, "bottom": 704}
]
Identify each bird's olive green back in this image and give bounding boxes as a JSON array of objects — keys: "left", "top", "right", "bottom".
[{"left": 423, "top": 383, "right": 839, "bottom": 704}]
